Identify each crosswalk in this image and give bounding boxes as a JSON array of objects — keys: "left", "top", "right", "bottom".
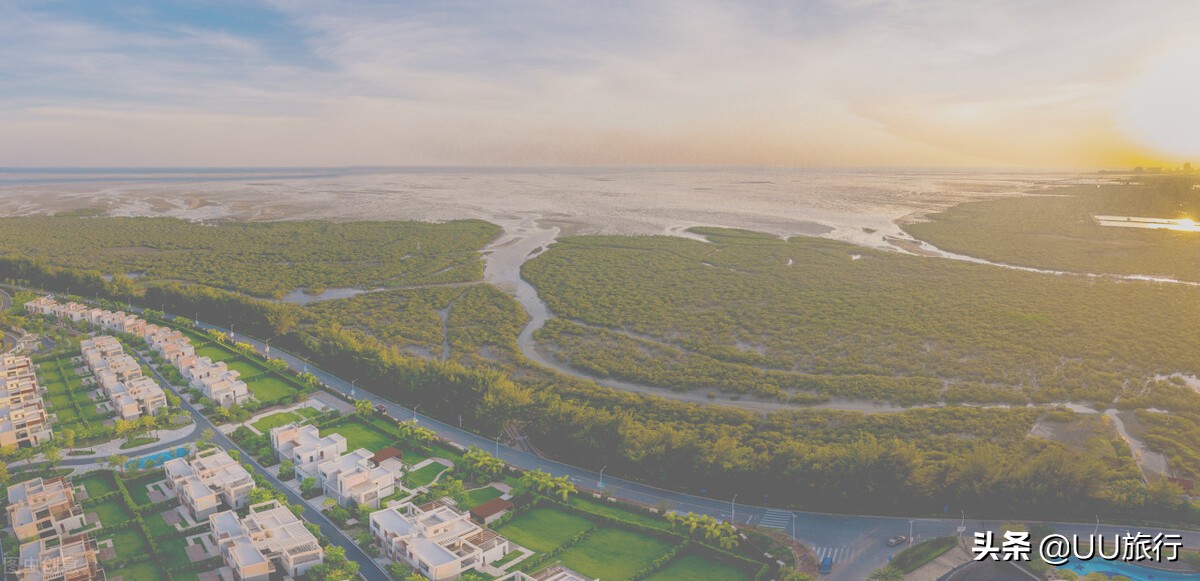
[
  {"left": 757, "top": 509, "right": 792, "bottom": 529},
  {"left": 813, "top": 546, "right": 853, "bottom": 564}
]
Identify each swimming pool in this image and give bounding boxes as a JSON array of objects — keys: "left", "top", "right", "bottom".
[
  {"left": 126, "top": 446, "right": 189, "bottom": 471},
  {"left": 1058, "top": 557, "right": 1200, "bottom": 580}
]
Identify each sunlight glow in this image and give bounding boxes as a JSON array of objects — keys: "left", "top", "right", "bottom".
[{"left": 1118, "top": 46, "right": 1200, "bottom": 159}]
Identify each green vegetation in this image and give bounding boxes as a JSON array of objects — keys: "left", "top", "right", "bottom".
[
  {"left": 462, "top": 486, "right": 504, "bottom": 509},
  {"left": 93, "top": 500, "right": 134, "bottom": 527},
  {"left": 77, "top": 471, "right": 117, "bottom": 497},
  {"left": 120, "top": 436, "right": 158, "bottom": 449},
  {"left": 890, "top": 537, "right": 958, "bottom": 573},
  {"left": 0, "top": 216, "right": 499, "bottom": 297},
  {"left": 645, "top": 554, "right": 751, "bottom": 581},
  {"left": 405, "top": 462, "right": 449, "bottom": 488},
  {"left": 251, "top": 406, "right": 320, "bottom": 433},
  {"left": 104, "top": 561, "right": 163, "bottom": 581},
  {"left": 301, "top": 282, "right": 526, "bottom": 363},
  {"left": 525, "top": 228, "right": 1200, "bottom": 406},
  {"left": 498, "top": 508, "right": 594, "bottom": 553},
  {"left": 3, "top": 213, "right": 1196, "bottom": 521},
  {"left": 906, "top": 177, "right": 1200, "bottom": 282},
  {"left": 320, "top": 417, "right": 395, "bottom": 452},
  {"left": 557, "top": 528, "right": 673, "bottom": 580}
]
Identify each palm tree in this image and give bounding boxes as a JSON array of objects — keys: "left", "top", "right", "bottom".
[
  {"left": 552, "top": 476, "right": 576, "bottom": 501},
  {"left": 354, "top": 399, "right": 374, "bottom": 417}
]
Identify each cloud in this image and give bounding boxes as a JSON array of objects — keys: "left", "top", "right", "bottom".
[{"left": 1, "top": 0, "right": 1196, "bottom": 166}]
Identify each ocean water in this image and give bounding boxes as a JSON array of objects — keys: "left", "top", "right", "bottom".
[{"left": 0, "top": 166, "right": 1100, "bottom": 247}]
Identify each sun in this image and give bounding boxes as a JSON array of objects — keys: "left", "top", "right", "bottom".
[{"left": 1117, "top": 46, "right": 1200, "bottom": 159}]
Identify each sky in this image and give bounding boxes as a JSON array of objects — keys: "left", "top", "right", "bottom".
[{"left": 1, "top": 0, "right": 1199, "bottom": 168}]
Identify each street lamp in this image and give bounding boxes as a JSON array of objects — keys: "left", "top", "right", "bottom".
[
  {"left": 732, "top": 494, "right": 738, "bottom": 523},
  {"left": 350, "top": 378, "right": 358, "bottom": 399},
  {"left": 495, "top": 435, "right": 500, "bottom": 457},
  {"left": 195, "top": 311, "right": 200, "bottom": 326},
  {"left": 229, "top": 323, "right": 236, "bottom": 338},
  {"left": 909, "top": 519, "right": 915, "bottom": 547},
  {"left": 599, "top": 465, "right": 608, "bottom": 489},
  {"left": 413, "top": 404, "right": 421, "bottom": 423},
  {"left": 264, "top": 337, "right": 272, "bottom": 355},
  {"left": 791, "top": 513, "right": 795, "bottom": 540}
]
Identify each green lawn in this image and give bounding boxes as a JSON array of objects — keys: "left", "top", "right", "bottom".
[
  {"left": 568, "top": 496, "right": 672, "bottom": 531},
  {"left": 405, "top": 462, "right": 448, "bottom": 488},
  {"left": 55, "top": 408, "right": 80, "bottom": 423},
  {"left": 120, "top": 436, "right": 159, "bottom": 450},
  {"left": 498, "top": 508, "right": 594, "bottom": 553},
  {"left": 245, "top": 375, "right": 297, "bottom": 402},
  {"left": 48, "top": 394, "right": 73, "bottom": 408},
  {"left": 92, "top": 501, "right": 134, "bottom": 527},
  {"left": 321, "top": 419, "right": 394, "bottom": 452},
  {"left": 462, "top": 486, "right": 504, "bottom": 509},
  {"left": 645, "top": 555, "right": 750, "bottom": 581},
  {"left": 158, "top": 536, "right": 194, "bottom": 569},
  {"left": 252, "top": 409, "right": 313, "bottom": 433},
  {"left": 105, "top": 561, "right": 165, "bottom": 581},
  {"left": 194, "top": 343, "right": 235, "bottom": 361},
  {"left": 145, "top": 512, "right": 177, "bottom": 538},
  {"left": 124, "top": 471, "right": 166, "bottom": 506},
  {"left": 225, "top": 358, "right": 266, "bottom": 377},
  {"left": 557, "top": 528, "right": 674, "bottom": 580},
  {"left": 102, "top": 528, "right": 149, "bottom": 557},
  {"left": 77, "top": 472, "right": 117, "bottom": 497}
]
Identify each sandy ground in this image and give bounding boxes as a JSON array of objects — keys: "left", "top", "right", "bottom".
[{"left": 0, "top": 167, "right": 1085, "bottom": 249}]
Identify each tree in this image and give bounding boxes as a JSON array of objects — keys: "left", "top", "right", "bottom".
[
  {"left": 267, "top": 358, "right": 288, "bottom": 373},
  {"left": 60, "top": 429, "right": 76, "bottom": 451},
  {"left": 779, "top": 568, "right": 814, "bottom": 581},
  {"left": 140, "top": 415, "right": 157, "bottom": 437},
  {"left": 308, "top": 546, "right": 359, "bottom": 581},
  {"left": 300, "top": 476, "right": 319, "bottom": 495},
  {"left": 199, "top": 427, "right": 215, "bottom": 445},
  {"left": 0, "top": 462, "right": 10, "bottom": 489},
  {"left": 113, "top": 419, "right": 132, "bottom": 439},
  {"left": 278, "top": 459, "right": 295, "bottom": 480},
  {"left": 552, "top": 474, "right": 577, "bottom": 501},
  {"left": 461, "top": 447, "right": 505, "bottom": 482},
  {"left": 44, "top": 446, "right": 63, "bottom": 468},
  {"left": 355, "top": 398, "right": 375, "bottom": 417},
  {"left": 248, "top": 487, "right": 276, "bottom": 505}
]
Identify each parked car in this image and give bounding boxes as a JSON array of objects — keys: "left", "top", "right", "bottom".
[
  {"left": 820, "top": 556, "right": 833, "bottom": 575},
  {"left": 887, "top": 535, "right": 908, "bottom": 547}
]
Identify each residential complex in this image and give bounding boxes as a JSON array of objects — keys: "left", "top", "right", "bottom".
[
  {"left": 80, "top": 335, "right": 166, "bottom": 420},
  {"left": 24, "top": 297, "right": 250, "bottom": 408},
  {"left": 209, "top": 501, "right": 325, "bottom": 581},
  {"left": 164, "top": 448, "right": 256, "bottom": 519},
  {"left": 370, "top": 499, "right": 513, "bottom": 581},
  {"left": 270, "top": 424, "right": 347, "bottom": 478},
  {"left": 6, "top": 477, "right": 87, "bottom": 542},
  {"left": 0, "top": 354, "right": 52, "bottom": 449}
]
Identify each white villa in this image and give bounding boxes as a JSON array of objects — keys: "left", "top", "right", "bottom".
[
  {"left": 164, "top": 448, "right": 256, "bottom": 519},
  {"left": 316, "top": 448, "right": 402, "bottom": 508},
  {"left": 370, "top": 499, "right": 513, "bottom": 581},
  {"left": 270, "top": 424, "right": 347, "bottom": 478},
  {"left": 209, "top": 501, "right": 324, "bottom": 581}
]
